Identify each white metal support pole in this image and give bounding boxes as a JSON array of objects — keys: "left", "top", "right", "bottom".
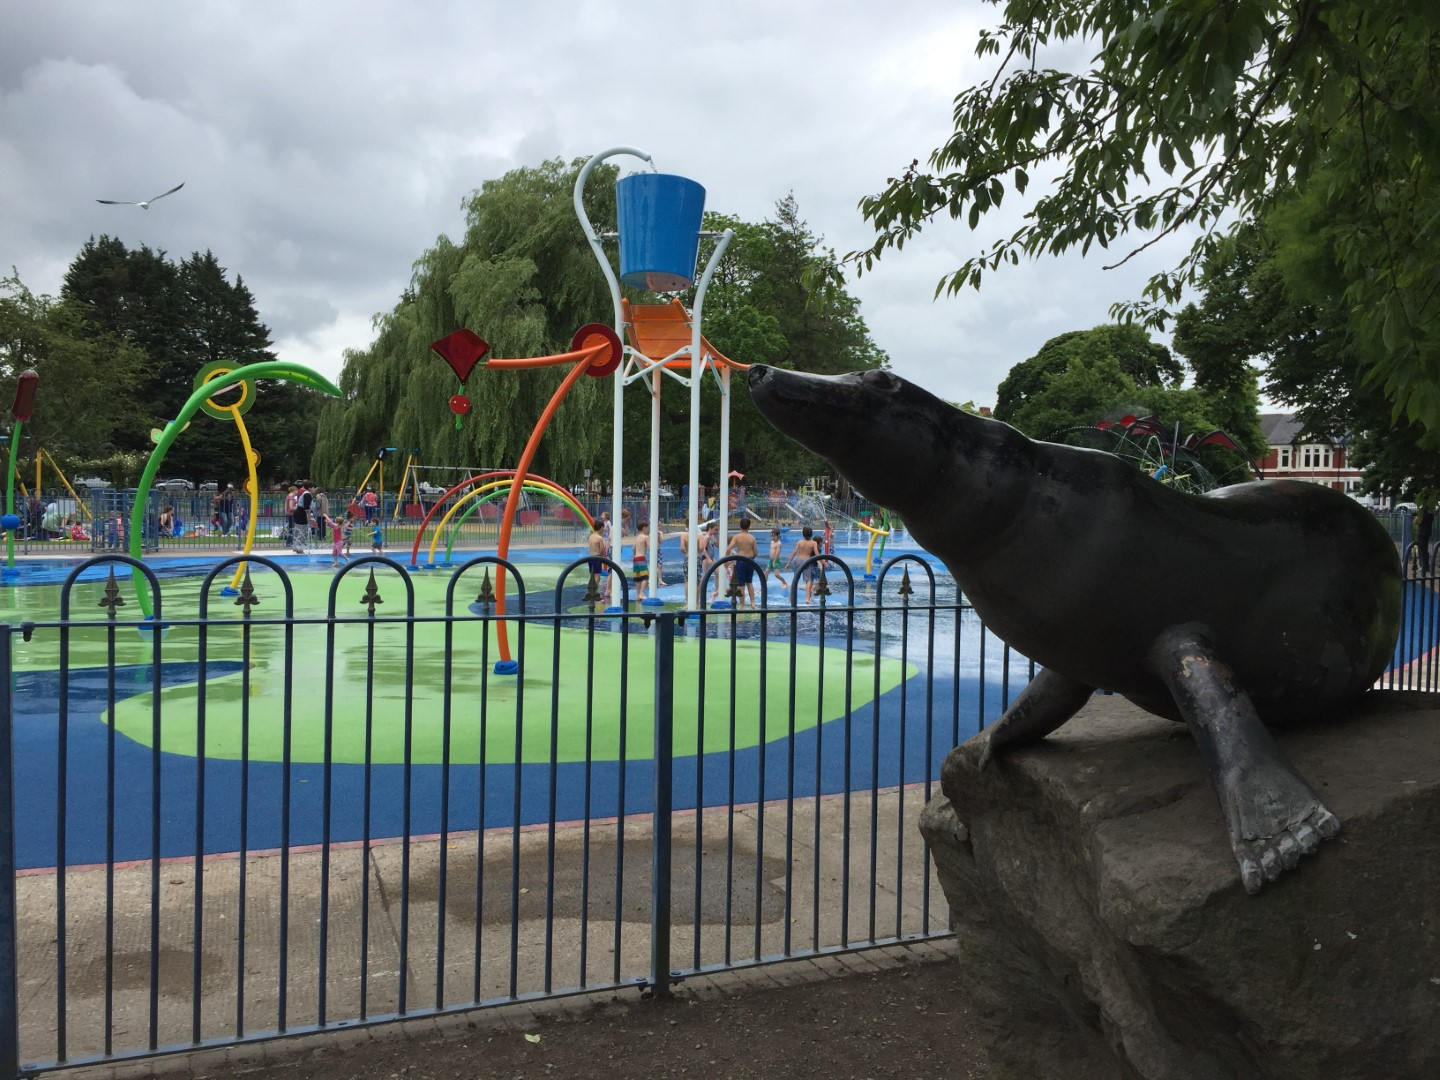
[
  {"left": 573, "top": 146, "right": 651, "bottom": 610},
  {"left": 647, "top": 370, "right": 661, "bottom": 598},
  {"left": 684, "top": 229, "right": 734, "bottom": 608},
  {"left": 718, "top": 364, "right": 731, "bottom": 563}
]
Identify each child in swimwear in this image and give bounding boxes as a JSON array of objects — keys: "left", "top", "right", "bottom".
[
  {"left": 327, "top": 513, "right": 347, "bottom": 567},
  {"left": 765, "top": 528, "right": 789, "bottom": 594},
  {"left": 341, "top": 511, "right": 356, "bottom": 557}
]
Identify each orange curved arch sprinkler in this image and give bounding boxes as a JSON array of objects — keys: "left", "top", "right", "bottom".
[{"left": 429, "top": 324, "right": 621, "bottom": 673}]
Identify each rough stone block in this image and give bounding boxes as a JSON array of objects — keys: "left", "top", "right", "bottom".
[{"left": 920, "top": 691, "right": 1440, "bottom": 1079}]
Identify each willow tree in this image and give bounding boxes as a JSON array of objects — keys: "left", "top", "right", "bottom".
[
  {"left": 316, "top": 169, "right": 889, "bottom": 491},
  {"left": 313, "top": 158, "right": 620, "bottom": 487}
]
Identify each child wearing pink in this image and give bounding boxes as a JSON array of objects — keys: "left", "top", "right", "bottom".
[{"left": 327, "top": 514, "right": 347, "bottom": 566}]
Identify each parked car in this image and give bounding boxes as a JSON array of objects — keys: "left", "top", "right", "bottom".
[
  {"left": 415, "top": 481, "right": 448, "bottom": 497},
  {"left": 198, "top": 480, "right": 219, "bottom": 492},
  {"left": 156, "top": 477, "right": 195, "bottom": 493},
  {"left": 73, "top": 476, "right": 111, "bottom": 491}
]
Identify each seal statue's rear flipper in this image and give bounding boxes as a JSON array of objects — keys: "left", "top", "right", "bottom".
[
  {"left": 977, "top": 668, "right": 1095, "bottom": 769},
  {"left": 1149, "top": 625, "right": 1340, "bottom": 894}
]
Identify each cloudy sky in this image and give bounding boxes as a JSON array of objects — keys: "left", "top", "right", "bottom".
[{"left": 2, "top": 0, "right": 1197, "bottom": 407}]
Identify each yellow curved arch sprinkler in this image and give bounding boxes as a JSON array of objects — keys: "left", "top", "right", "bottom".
[
  {"left": 421, "top": 475, "right": 595, "bottom": 568},
  {"left": 183, "top": 361, "right": 267, "bottom": 597},
  {"left": 129, "top": 361, "right": 342, "bottom": 617},
  {"left": 857, "top": 509, "right": 893, "bottom": 580}
]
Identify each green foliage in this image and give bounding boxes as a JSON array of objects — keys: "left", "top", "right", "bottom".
[
  {"left": 843, "top": 1, "right": 1440, "bottom": 426},
  {"left": 316, "top": 159, "right": 617, "bottom": 487},
  {"left": 994, "top": 323, "right": 1182, "bottom": 424},
  {"left": 0, "top": 272, "right": 147, "bottom": 470},
  {"left": 55, "top": 238, "right": 317, "bottom": 483},
  {"left": 993, "top": 322, "right": 1258, "bottom": 484},
  {"left": 1183, "top": 219, "right": 1440, "bottom": 501},
  {"left": 315, "top": 171, "right": 888, "bottom": 490}
]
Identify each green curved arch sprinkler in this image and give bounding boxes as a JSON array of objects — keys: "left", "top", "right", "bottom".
[
  {"left": 3, "top": 369, "right": 40, "bottom": 578},
  {"left": 129, "top": 361, "right": 341, "bottom": 616}
]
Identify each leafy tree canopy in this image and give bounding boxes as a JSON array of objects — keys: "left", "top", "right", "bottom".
[
  {"left": 314, "top": 164, "right": 887, "bottom": 491},
  {"left": 53, "top": 238, "right": 318, "bottom": 483},
  {"left": 0, "top": 272, "right": 147, "bottom": 472},
  {"left": 994, "top": 322, "right": 1182, "bottom": 422},
  {"left": 1178, "top": 219, "right": 1440, "bottom": 502},
  {"left": 836, "top": 2, "right": 1440, "bottom": 426},
  {"left": 993, "top": 322, "right": 1261, "bottom": 484}
]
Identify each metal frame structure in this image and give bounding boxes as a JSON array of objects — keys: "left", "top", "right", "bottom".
[{"left": 574, "top": 147, "right": 737, "bottom": 609}]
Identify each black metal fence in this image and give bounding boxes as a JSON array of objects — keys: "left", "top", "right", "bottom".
[
  {"left": 0, "top": 548, "right": 1435, "bottom": 1077},
  {"left": 0, "top": 552, "right": 1011, "bottom": 1076}
]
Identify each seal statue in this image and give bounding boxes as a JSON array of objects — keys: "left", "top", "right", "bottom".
[{"left": 748, "top": 365, "right": 1402, "bottom": 894}]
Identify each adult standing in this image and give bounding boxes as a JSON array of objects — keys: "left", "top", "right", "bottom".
[
  {"left": 313, "top": 488, "right": 331, "bottom": 542},
  {"left": 362, "top": 486, "right": 379, "bottom": 524},
  {"left": 290, "top": 482, "right": 312, "bottom": 553},
  {"left": 214, "top": 483, "right": 237, "bottom": 536}
]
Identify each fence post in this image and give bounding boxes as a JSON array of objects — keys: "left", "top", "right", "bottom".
[
  {"left": 650, "top": 613, "right": 675, "bottom": 998},
  {"left": 0, "top": 628, "right": 19, "bottom": 1078}
]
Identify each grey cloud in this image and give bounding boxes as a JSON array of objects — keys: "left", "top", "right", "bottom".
[{"left": 4, "top": 1, "right": 1186, "bottom": 404}]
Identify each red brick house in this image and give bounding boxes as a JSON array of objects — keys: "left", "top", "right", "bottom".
[{"left": 1258, "top": 413, "right": 1365, "bottom": 494}]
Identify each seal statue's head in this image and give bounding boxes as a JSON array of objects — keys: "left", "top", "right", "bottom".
[{"left": 748, "top": 366, "right": 1032, "bottom": 555}]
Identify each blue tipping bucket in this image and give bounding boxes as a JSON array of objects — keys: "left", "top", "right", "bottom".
[{"left": 616, "top": 173, "right": 706, "bottom": 292}]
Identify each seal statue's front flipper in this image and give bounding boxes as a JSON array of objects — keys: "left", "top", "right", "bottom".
[
  {"left": 1149, "top": 625, "right": 1341, "bottom": 894},
  {"left": 978, "top": 667, "right": 1096, "bottom": 769}
]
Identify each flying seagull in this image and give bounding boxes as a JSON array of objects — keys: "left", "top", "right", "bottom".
[{"left": 97, "top": 182, "right": 185, "bottom": 209}]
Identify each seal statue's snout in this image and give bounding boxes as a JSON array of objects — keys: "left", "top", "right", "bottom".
[{"left": 748, "top": 365, "right": 770, "bottom": 389}]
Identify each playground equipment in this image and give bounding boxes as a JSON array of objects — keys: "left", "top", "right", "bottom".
[
  {"left": 353, "top": 447, "right": 404, "bottom": 519},
  {"left": 575, "top": 147, "right": 744, "bottom": 609},
  {"left": 3, "top": 370, "right": 39, "bottom": 575},
  {"left": 187, "top": 361, "right": 267, "bottom": 596},
  {"left": 427, "top": 147, "right": 744, "bottom": 669},
  {"left": 428, "top": 324, "right": 623, "bottom": 672},
  {"left": 129, "top": 361, "right": 342, "bottom": 616},
  {"left": 405, "top": 470, "right": 594, "bottom": 569},
  {"left": 431, "top": 326, "right": 487, "bottom": 429},
  {"left": 1051, "top": 415, "right": 1257, "bottom": 494}
]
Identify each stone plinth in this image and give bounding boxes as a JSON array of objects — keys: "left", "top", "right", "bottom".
[{"left": 919, "top": 691, "right": 1440, "bottom": 1080}]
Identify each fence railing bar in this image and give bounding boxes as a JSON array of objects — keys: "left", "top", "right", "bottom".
[
  {"left": 0, "top": 628, "right": 20, "bottom": 1080},
  {"left": 649, "top": 613, "right": 675, "bottom": 1000}
]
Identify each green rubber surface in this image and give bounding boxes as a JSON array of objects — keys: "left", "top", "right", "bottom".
[{"left": 10, "top": 563, "right": 912, "bottom": 764}]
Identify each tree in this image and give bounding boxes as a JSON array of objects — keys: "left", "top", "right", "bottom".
[
  {"left": 314, "top": 159, "right": 618, "bottom": 488},
  {"left": 314, "top": 170, "right": 888, "bottom": 490},
  {"left": 1177, "top": 219, "right": 1440, "bottom": 501},
  {"left": 838, "top": 2, "right": 1440, "bottom": 426},
  {"left": 994, "top": 323, "right": 1183, "bottom": 424},
  {"left": 59, "top": 238, "right": 314, "bottom": 484},
  {"left": 0, "top": 272, "right": 147, "bottom": 469},
  {"left": 992, "top": 323, "right": 1259, "bottom": 485}
]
